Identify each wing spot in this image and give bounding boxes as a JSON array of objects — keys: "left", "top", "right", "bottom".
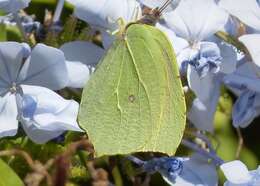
[{"left": 128, "top": 95, "right": 136, "bottom": 103}]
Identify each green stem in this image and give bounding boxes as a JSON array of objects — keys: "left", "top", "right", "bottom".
[
  {"left": 112, "top": 165, "right": 123, "bottom": 186},
  {"left": 77, "top": 151, "right": 88, "bottom": 173}
]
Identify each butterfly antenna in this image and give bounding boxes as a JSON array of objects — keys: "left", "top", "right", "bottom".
[{"left": 158, "top": 0, "right": 173, "bottom": 13}]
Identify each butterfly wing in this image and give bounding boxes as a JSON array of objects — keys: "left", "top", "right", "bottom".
[{"left": 79, "top": 24, "right": 186, "bottom": 157}]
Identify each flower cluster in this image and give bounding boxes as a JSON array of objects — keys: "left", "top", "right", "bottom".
[
  {"left": 1, "top": 0, "right": 260, "bottom": 185},
  {"left": 0, "top": 42, "right": 84, "bottom": 143}
]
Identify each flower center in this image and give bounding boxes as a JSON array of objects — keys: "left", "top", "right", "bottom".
[{"left": 9, "top": 82, "right": 17, "bottom": 94}]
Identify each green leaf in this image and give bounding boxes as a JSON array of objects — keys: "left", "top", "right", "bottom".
[
  {"left": 0, "top": 24, "right": 7, "bottom": 41},
  {"left": 79, "top": 23, "right": 186, "bottom": 157},
  {"left": 0, "top": 159, "right": 24, "bottom": 186},
  {"left": 6, "top": 25, "right": 22, "bottom": 42}
]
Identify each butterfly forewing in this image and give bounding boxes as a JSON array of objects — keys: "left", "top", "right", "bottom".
[{"left": 79, "top": 23, "right": 186, "bottom": 157}]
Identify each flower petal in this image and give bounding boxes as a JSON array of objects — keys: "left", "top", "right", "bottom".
[
  {"left": 224, "top": 62, "right": 260, "bottom": 93},
  {"left": 220, "top": 160, "right": 251, "bottom": 184},
  {"left": 156, "top": 23, "right": 189, "bottom": 56},
  {"left": 0, "top": 93, "right": 18, "bottom": 137},
  {"left": 21, "top": 124, "right": 65, "bottom": 144},
  {"left": 219, "top": 0, "right": 260, "bottom": 31},
  {"left": 163, "top": 0, "right": 228, "bottom": 41},
  {"left": 65, "top": 62, "right": 90, "bottom": 88},
  {"left": 188, "top": 91, "right": 220, "bottom": 131},
  {"left": 187, "top": 65, "right": 218, "bottom": 103},
  {"left": 0, "top": 0, "right": 30, "bottom": 13},
  {"left": 20, "top": 85, "right": 82, "bottom": 144},
  {"left": 60, "top": 41, "right": 105, "bottom": 88},
  {"left": 18, "top": 43, "right": 68, "bottom": 90},
  {"left": 232, "top": 90, "right": 258, "bottom": 128},
  {"left": 0, "top": 85, "right": 8, "bottom": 96},
  {"left": 0, "top": 42, "right": 30, "bottom": 85},
  {"left": 239, "top": 34, "right": 260, "bottom": 67},
  {"left": 60, "top": 41, "right": 105, "bottom": 67},
  {"left": 143, "top": 157, "right": 184, "bottom": 179},
  {"left": 219, "top": 42, "right": 237, "bottom": 74},
  {"left": 192, "top": 42, "right": 222, "bottom": 77},
  {"left": 67, "top": 0, "right": 141, "bottom": 30},
  {"left": 249, "top": 167, "right": 260, "bottom": 185},
  {"left": 101, "top": 30, "right": 116, "bottom": 49},
  {"left": 172, "top": 154, "right": 218, "bottom": 186},
  {"left": 222, "top": 17, "right": 242, "bottom": 37}
]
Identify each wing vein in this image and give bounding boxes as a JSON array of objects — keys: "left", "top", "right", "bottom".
[
  {"left": 125, "top": 38, "right": 154, "bottom": 150},
  {"left": 115, "top": 43, "right": 126, "bottom": 152}
]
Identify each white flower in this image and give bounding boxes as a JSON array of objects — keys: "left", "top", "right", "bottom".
[
  {"left": 221, "top": 160, "right": 260, "bottom": 186},
  {"left": 142, "top": 154, "right": 218, "bottom": 186},
  {"left": 66, "top": 0, "right": 141, "bottom": 31},
  {"left": 172, "top": 154, "right": 218, "bottom": 186},
  {"left": 224, "top": 62, "right": 260, "bottom": 128},
  {"left": 0, "top": 0, "right": 31, "bottom": 13},
  {"left": 163, "top": 0, "right": 228, "bottom": 43},
  {"left": 66, "top": 0, "right": 142, "bottom": 49},
  {"left": 239, "top": 34, "right": 260, "bottom": 67},
  {"left": 219, "top": 0, "right": 260, "bottom": 31},
  {"left": 159, "top": 0, "right": 235, "bottom": 131},
  {"left": 162, "top": 0, "right": 231, "bottom": 102},
  {"left": 0, "top": 42, "right": 82, "bottom": 143},
  {"left": 60, "top": 41, "right": 105, "bottom": 88}
]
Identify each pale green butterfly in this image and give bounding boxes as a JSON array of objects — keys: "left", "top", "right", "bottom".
[{"left": 79, "top": 0, "right": 186, "bottom": 157}]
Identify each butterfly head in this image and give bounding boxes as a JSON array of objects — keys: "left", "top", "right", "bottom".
[{"left": 138, "top": 0, "right": 173, "bottom": 25}]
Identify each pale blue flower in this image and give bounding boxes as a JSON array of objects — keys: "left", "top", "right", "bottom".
[
  {"left": 232, "top": 90, "right": 260, "bottom": 128},
  {"left": 0, "top": 42, "right": 82, "bottom": 143},
  {"left": 219, "top": 0, "right": 260, "bottom": 32},
  {"left": 222, "top": 16, "right": 242, "bottom": 37},
  {"left": 142, "top": 157, "right": 184, "bottom": 180},
  {"left": 224, "top": 62, "right": 260, "bottom": 128},
  {"left": 66, "top": 0, "right": 142, "bottom": 49},
  {"left": 188, "top": 77, "right": 221, "bottom": 131},
  {"left": 186, "top": 42, "right": 236, "bottom": 105},
  {"left": 183, "top": 42, "right": 222, "bottom": 78},
  {"left": 0, "top": 14, "right": 40, "bottom": 35},
  {"left": 18, "top": 85, "right": 82, "bottom": 144},
  {"left": 156, "top": 23, "right": 189, "bottom": 64},
  {"left": 60, "top": 41, "right": 105, "bottom": 88},
  {"left": 239, "top": 34, "right": 260, "bottom": 67},
  {"left": 224, "top": 61, "right": 260, "bottom": 93},
  {"left": 0, "top": 0, "right": 30, "bottom": 13},
  {"left": 187, "top": 47, "right": 235, "bottom": 130},
  {"left": 162, "top": 0, "right": 231, "bottom": 70},
  {"left": 163, "top": 0, "right": 228, "bottom": 43},
  {"left": 162, "top": 0, "right": 234, "bottom": 100},
  {"left": 140, "top": 154, "right": 218, "bottom": 186},
  {"left": 159, "top": 0, "right": 238, "bottom": 131},
  {"left": 66, "top": 0, "right": 141, "bottom": 31},
  {"left": 221, "top": 160, "right": 260, "bottom": 186}
]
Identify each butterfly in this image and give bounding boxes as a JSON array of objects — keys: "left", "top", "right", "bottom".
[{"left": 79, "top": 0, "right": 186, "bottom": 157}]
